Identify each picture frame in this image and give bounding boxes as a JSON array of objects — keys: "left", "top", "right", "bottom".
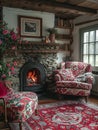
[{"left": 18, "top": 16, "right": 42, "bottom": 38}]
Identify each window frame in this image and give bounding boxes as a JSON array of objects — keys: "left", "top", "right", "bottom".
[{"left": 79, "top": 24, "right": 98, "bottom": 71}]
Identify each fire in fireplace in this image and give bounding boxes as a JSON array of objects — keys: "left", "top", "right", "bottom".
[
  {"left": 27, "top": 68, "right": 40, "bottom": 86},
  {"left": 19, "top": 59, "right": 46, "bottom": 97}
]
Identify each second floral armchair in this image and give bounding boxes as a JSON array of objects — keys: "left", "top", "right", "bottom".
[{"left": 54, "top": 61, "right": 94, "bottom": 102}]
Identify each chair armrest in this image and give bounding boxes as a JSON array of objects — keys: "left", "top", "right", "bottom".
[
  {"left": 54, "top": 69, "right": 75, "bottom": 81},
  {"left": 55, "top": 73, "right": 62, "bottom": 81}
]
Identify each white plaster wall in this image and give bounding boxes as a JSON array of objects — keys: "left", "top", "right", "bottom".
[
  {"left": 73, "top": 13, "right": 98, "bottom": 61},
  {"left": 3, "top": 7, "right": 67, "bottom": 64},
  {"left": 3, "top": 7, "right": 55, "bottom": 41}
]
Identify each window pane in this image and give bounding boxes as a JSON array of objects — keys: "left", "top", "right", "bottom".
[
  {"left": 83, "top": 44, "right": 88, "bottom": 54},
  {"left": 84, "top": 32, "right": 89, "bottom": 43},
  {"left": 89, "top": 55, "right": 94, "bottom": 66},
  {"left": 81, "top": 26, "right": 98, "bottom": 68},
  {"left": 90, "top": 31, "right": 95, "bottom": 42},
  {"left": 95, "top": 43, "right": 98, "bottom": 54},
  {"left": 83, "top": 55, "right": 88, "bottom": 63},
  {"left": 89, "top": 43, "right": 94, "bottom": 54},
  {"left": 96, "top": 30, "right": 98, "bottom": 41},
  {"left": 95, "top": 55, "right": 98, "bottom": 66}
]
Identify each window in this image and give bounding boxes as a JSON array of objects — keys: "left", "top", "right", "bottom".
[{"left": 80, "top": 25, "right": 98, "bottom": 68}]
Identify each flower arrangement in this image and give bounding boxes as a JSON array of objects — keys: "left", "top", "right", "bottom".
[
  {"left": 0, "top": 60, "right": 17, "bottom": 80},
  {"left": 0, "top": 20, "right": 19, "bottom": 53}
]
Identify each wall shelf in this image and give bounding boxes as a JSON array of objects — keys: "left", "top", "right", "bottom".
[{"left": 55, "top": 15, "right": 73, "bottom": 57}]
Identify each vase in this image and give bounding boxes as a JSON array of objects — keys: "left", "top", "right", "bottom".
[{"left": 49, "top": 33, "right": 55, "bottom": 43}]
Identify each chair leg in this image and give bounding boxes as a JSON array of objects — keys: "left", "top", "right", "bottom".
[
  {"left": 35, "top": 108, "right": 38, "bottom": 115},
  {"left": 84, "top": 96, "right": 88, "bottom": 103},
  {"left": 19, "top": 122, "right": 22, "bottom": 130}
]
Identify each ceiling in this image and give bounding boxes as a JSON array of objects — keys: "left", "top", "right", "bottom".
[{"left": 0, "top": 0, "right": 98, "bottom": 19}]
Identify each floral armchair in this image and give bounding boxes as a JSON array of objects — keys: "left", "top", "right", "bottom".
[
  {"left": 0, "top": 81, "right": 38, "bottom": 130},
  {"left": 54, "top": 61, "right": 94, "bottom": 102}
]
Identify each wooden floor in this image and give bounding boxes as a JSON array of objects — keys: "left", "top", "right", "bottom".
[{"left": 39, "top": 94, "right": 98, "bottom": 105}]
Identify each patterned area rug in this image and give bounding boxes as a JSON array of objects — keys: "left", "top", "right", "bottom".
[{"left": 10, "top": 101, "right": 98, "bottom": 130}]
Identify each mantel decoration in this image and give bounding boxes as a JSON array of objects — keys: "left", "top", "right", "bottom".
[
  {"left": 0, "top": 20, "right": 19, "bottom": 54},
  {"left": 46, "top": 28, "right": 57, "bottom": 43}
]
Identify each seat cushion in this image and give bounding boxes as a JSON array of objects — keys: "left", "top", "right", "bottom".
[
  {"left": 56, "top": 81, "right": 92, "bottom": 90},
  {"left": 56, "top": 87, "right": 91, "bottom": 96},
  {"left": 0, "top": 81, "right": 7, "bottom": 98},
  {"left": 55, "top": 81, "right": 92, "bottom": 96},
  {"left": 54, "top": 69, "right": 75, "bottom": 81}
]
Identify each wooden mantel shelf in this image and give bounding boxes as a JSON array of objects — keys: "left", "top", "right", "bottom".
[
  {"left": 5, "top": 42, "right": 66, "bottom": 55},
  {"left": 17, "top": 42, "right": 64, "bottom": 47}
]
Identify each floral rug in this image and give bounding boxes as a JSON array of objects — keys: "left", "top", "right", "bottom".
[{"left": 10, "top": 101, "right": 98, "bottom": 130}]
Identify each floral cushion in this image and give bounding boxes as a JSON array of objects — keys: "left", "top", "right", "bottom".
[
  {"left": 55, "top": 69, "right": 75, "bottom": 81},
  {"left": 0, "top": 81, "right": 7, "bottom": 98},
  {"left": 65, "top": 62, "right": 88, "bottom": 77}
]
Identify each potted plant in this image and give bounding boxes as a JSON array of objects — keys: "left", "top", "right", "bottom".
[{"left": 46, "top": 28, "right": 57, "bottom": 43}]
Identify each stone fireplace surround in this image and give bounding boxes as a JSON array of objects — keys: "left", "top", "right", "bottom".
[{"left": 4, "top": 42, "right": 63, "bottom": 93}]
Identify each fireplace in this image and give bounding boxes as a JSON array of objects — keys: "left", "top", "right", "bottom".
[{"left": 19, "top": 60, "right": 46, "bottom": 96}]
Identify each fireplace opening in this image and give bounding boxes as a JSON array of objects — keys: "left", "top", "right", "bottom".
[{"left": 19, "top": 60, "right": 46, "bottom": 97}]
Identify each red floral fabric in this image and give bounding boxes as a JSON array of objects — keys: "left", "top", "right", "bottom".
[
  {"left": 0, "top": 81, "right": 7, "bottom": 98},
  {"left": 65, "top": 61, "right": 91, "bottom": 77},
  {"left": 54, "top": 69, "right": 75, "bottom": 81},
  {"left": 2, "top": 86, "right": 38, "bottom": 122},
  {"left": 54, "top": 62, "right": 94, "bottom": 96}
]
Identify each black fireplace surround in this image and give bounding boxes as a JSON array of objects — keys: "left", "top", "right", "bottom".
[{"left": 19, "top": 60, "right": 46, "bottom": 96}]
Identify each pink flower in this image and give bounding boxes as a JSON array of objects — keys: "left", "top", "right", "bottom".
[
  {"left": 13, "top": 61, "right": 17, "bottom": 66},
  {"left": 11, "top": 34, "right": 17, "bottom": 40},
  {"left": 0, "top": 39, "right": 2, "bottom": 45},
  {"left": 6, "top": 63, "right": 11, "bottom": 68},
  {"left": 10, "top": 66, "right": 15, "bottom": 74},
  {"left": 3, "top": 29, "right": 9, "bottom": 35},
  {"left": 11, "top": 66, "right": 14, "bottom": 71}
]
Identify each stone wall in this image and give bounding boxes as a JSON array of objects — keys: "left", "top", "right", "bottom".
[{"left": 4, "top": 51, "right": 59, "bottom": 92}]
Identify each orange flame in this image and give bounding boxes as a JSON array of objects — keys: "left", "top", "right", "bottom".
[{"left": 27, "top": 71, "right": 37, "bottom": 83}]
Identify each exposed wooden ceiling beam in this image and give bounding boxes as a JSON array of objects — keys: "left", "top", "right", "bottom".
[
  {"left": 0, "top": 0, "right": 97, "bottom": 20},
  {"left": 37, "top": 0, "right": 97, "bottom": 14},
  {"left": 0, "top": 0, "right": 97, "bottom": 14}
]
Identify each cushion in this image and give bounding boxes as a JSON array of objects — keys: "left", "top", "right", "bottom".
[
  {"left": 65, "top": 62, "right": 88, "bottom": 77},
  {"left": 0, "top": 81, "right": 7, "bottom": 98},
  {"left": 55, "top": 69, "right": 75, "bottom": 81}
]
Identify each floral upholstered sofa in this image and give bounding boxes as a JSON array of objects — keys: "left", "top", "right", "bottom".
[{"left": 54, "top": 61, "right": 94, "bottom": 102}]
